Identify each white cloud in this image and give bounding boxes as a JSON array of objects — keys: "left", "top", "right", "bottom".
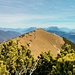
[{"left": 0, "top": 13, "right": 57, "bottom": 23}]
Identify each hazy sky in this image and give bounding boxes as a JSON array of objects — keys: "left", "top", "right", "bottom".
[{"left": 0, "top": 0, "right": 75, "bottom": 28}]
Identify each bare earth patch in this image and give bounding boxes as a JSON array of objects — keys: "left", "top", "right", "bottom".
[{"left": 13, "top": 28, "right": 65, "bottom": 59}]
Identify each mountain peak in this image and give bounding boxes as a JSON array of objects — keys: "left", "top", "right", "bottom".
[
  {"left": 34, "top": 28, "right": 45, "bottom": 31},
  {"left": 12, "top": 29, "right": 64, "bottom": 59}
]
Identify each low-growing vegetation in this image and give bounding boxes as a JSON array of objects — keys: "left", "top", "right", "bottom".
[{"left": 0, "top": 40, "right": 75, "bottom": 75}]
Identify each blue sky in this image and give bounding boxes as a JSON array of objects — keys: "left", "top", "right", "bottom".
[{"left": 0, "top": 0, "right": 75, "bottom": 29}]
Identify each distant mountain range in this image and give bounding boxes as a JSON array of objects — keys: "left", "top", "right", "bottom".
[
  {"left": 44, "top": 26, "right": 75, "bottom": 33},
  {"left": 0, "top": 27, "right": 37, "bottom": 34},
  {"left": 44, "top": 27, "right": 75, "bottom": 43},
  {"left": 0, "top": 26, "right": 75, "bottom": 43},
  {"left": 1, "top": 26, "right": 75, "bottom": 33},
  {"left": 0, "top": 30, "right": 21, "bottom": 43}
]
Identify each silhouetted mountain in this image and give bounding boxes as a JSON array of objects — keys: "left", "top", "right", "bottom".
[
  {"left": 0, "top": 27, "right": 37, "bottom": 43},
  {"left": 60, "top": 27, "right": 71, "bottom": 33},
  {"left": 0, "top": 27, "right": 75, "bottom": 43},
  {"left": 44, "top": 27, "right": 75, "bottom": 43},
  {"left": 0, "top": 30, "right": 21, "bottom": 43},
  {"left": 23, "top": 27, "right": 37, "bottom": 33},
  {"left": 0, "top": 27, "right": 37, "bottom": 34},
  {"left": 71, "top": 29, "right": 75, "bottom": 33},
  {"left": 45, "top": 26, "right": 60, "bottom": 31},
  {"left": 46, "top": 29, "right": 75, "bottom": 43},
  {"left": 0, "top": 27, "right": 28, "bottom": 34}
]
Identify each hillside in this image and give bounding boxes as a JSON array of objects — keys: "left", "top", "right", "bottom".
[
  {"left": 12, "top": 28, "right": 64, "bottom": 58},
  {"left": 1, "top": 28, "right": 75, "bottom": 75}
]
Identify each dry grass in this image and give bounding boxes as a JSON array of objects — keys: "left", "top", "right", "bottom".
[{"left": 13, "top": 28, "right": 64, "bottom": 59}]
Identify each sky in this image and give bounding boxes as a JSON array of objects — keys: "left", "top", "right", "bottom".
[{"left": 0, "top": 0, "right": 75, "bottom": 29}]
